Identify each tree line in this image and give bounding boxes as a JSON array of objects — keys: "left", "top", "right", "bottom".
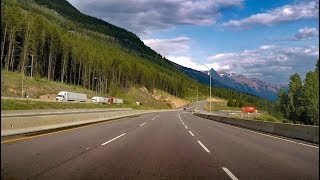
[{"left": 275, "top": 60, "right": 319, "bottom": 125}]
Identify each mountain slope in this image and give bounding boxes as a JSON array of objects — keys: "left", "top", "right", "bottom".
[
  {"left": 221, "top": 72, "right": 288, "bottom": 94},
  {"left": 32, "top": 0, "right": 174, "bottom": 70},
  {"left": 218, "top": 71, "right": 288, "bottom": 101},
  {"left": 28, "top": 0, "right": 281, "bottom": 101}
]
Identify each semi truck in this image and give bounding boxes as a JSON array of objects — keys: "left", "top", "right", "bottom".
[
  {"left": 56, "top": 91, "right": 87, "bottom": 102},
  {"left": 91, "top": 96, "right": 109, "bottom": 104},
  {"left": 107, "top": 97, "right": 123, "bottom": 104}
]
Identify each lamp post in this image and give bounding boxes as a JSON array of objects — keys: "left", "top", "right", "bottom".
[
  {"left": 94, "top": 77, "right": 101, "bottom": 104},
  {"left": 203, "top": 65, "right": 211, "bottom": 114},
  {"left": 21, "top": 65, "right": 32, "bottom": 98},
  {"left": 190, "top": 85, "right": 198, "bottom": 102}
]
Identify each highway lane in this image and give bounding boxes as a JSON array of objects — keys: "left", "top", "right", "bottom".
[
  {"left": 1, "top": 110, "right": 318, "bottom": 179},
  {"left": 180, "top": 112, "right": 319, "bottom": 180},
  {"left": 1, "top": 113, "right": 159, "bottom": 179}
]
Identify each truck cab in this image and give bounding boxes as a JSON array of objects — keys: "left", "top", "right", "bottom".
[{"left": 56, "top": 91, "right": 67, "bottom": 101}]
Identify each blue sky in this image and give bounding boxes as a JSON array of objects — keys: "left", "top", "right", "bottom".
[{"left": 67, "top": 0, "right": 319, "bottom": 83}]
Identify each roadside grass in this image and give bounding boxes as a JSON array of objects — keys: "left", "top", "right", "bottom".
[
  {"left": 229, "top": 111, "right": 282, "bottom": 123},
  {"left": 204, "top": 100, "right": 241, "bottom": 111},
  {"left": 253, "top": 113, "right": 281, "bottom": 122},
  {"left": 1, "top": 71, "right": 171, "bottom": 110},
  {"left": 1, "top": 99, "right": 136, "bottom": 110},
  {"left": 202, "top": 99, "right": 281, "bottom": 122}
]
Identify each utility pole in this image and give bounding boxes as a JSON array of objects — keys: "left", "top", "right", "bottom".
[{"left": 203, "top": 65, "right": 212, "bottom": 114}]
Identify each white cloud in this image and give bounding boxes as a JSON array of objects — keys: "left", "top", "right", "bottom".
[
  {"left": 207, "top": 45, "right": 319, "bottom": 82},
  {"left": 144, "top": 36, "right": 231, "bottom": 72},
  {"left": 67, "top": 0, "right": 243, "bottom": 34},
  {"left": 259, "top": 45, "right": 275, "bottom": 50},
  {"left": 167, "top": 56, "right": 231, "bottom": 72},
  {"left": 294, "top": 27, "right": 319, "bottom": 39},
  {"left": 222, "top": 1, "right": 319, "bottom": 28},
  {"left": 143, "top": 37, "right": 191, "bottom": 56}
]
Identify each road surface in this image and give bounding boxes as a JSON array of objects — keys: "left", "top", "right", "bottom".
[{"left": 1, "top": 111, "right": 318, "bottom": 179}]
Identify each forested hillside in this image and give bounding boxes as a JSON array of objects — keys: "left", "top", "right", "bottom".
[
  {"left": 1, "top": 0, "right": 192, "bottom": 97},
  {"left": 1, "top": 0, "right": 280, "bottom": 114},
  {"left": 31, "top": 0, "right": 176, "bottom": 70}
]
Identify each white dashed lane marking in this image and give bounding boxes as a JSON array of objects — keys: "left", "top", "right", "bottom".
[
  {"left": 101, "top": 133, "right": 126, "bottom": 146},
  {"left": 189, "top": 131, "right": 194, "bottom": 136},
  {"left": 222, "top": 167, "right": 239, "bottom": 180},
  {"left": 197, "top": 140, "right": 210, "bottom": 153}
]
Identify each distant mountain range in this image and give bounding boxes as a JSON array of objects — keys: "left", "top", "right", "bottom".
[{"left": 176, "top": 64, "right": 288, "bottom": 101}]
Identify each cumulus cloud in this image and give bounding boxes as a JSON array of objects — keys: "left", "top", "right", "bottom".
[
  {"left": 143, "top": 37, "right": 191, "bottom": 56},
  {"left": 222, "top": 1, "right": 319, "bottom": 28},
  {"left": 67, "top": 0, "right": 242, "bottom": 34},
  {"left": 207, "top": 45, "right": 319, "bottom": 82},
  {"left": 269, "top": 27, "right": 319, "bottom": 42},
  {"left": 294, "top": 27, "right": 319, "bottom": 39}
]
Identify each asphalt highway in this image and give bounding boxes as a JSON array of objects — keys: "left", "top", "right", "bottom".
[{"left": 1, "top": 111, "right": 319, "bottom": 179}]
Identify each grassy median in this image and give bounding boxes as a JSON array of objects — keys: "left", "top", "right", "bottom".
[{"left": 1, "top": 99, "right": 156, "bottom": 110}]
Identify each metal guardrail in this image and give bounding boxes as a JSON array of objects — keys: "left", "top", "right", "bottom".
[
  {"left": 1, "top": 108, "right": 132, "bottom": 117},
  {"left": 1, "top": 109, "right": 171, "bottom": 136},
  {"left": 195, "top": 113, "right": 319, "bottom": 144}
]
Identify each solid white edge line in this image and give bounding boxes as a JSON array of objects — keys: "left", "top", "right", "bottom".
[
  {"left": 197, "top": 140, "right": 210, "bottom": 153},
  {"left": 185, "top": 125, "right": 188, "bottom": 129},
  {"left": 140, "top": 122, "right": 147, "bottom": 126},
  {"left": 189, "top": 131, "right": 194, "bottom": 136},
  {"left": 222, "top": 167, "right": 238, "bottom": 180},
  {"left": 101, "top": 133, "right": 126, "bottom": 146},
  {"left": 222, "top": 122, "right": 319, "bottom": 149}
]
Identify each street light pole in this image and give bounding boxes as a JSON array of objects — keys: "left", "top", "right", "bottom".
[
  {"left": 94, "top": 77, "right": 101, "bottom": 104},
  {"left": 203, "top": 65, "right": 211, "bottom": 114}
]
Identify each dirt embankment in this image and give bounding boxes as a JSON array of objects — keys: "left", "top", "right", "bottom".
[
  {"left": 152, "top": 90, "right": 189, "bottom": 108},
  {"left": 39, "top": 94, "right": 57, "bottom": 101}
]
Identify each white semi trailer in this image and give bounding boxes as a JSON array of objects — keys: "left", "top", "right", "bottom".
[
  {"left": 113, "top": 98, "right": 123, "bottom": 104},
  {"left": 91, "top": 96, "right": 108, "bottom": 104},
  {"left": 56, "top": 91, "right": 87, "bottom": 102}
]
